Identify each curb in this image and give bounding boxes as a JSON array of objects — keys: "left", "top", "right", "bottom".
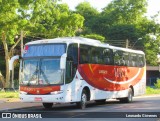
[
  {"left": 0, "top": 98, "right": 20, "bottom": 103},
  {"left": 134, "top": 94, "right": 160, "bottom": 98}
]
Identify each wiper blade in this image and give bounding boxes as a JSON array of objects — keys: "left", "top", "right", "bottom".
[
  {"left": 40, "top": 69, "right": 50, "bottom": 85},
  {"left": 27, "top": 63, "right": 39, "bottom": 86}
]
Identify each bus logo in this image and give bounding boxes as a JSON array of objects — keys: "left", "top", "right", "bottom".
[
  {"left": 114, "top": 68, "right": 127, "bottom": 78},
  {"left": 99, "top": 70, "right": 108, "bottom": 74}
]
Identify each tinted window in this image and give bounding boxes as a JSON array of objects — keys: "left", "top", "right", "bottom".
[
  {"left": 129, "top": 53, "right": 138, "bottom": 67},
  {"left": 66, "top": 43, "right": 78, "bottom": 84},
  {"left": 80, "top": 44, "right": 114, "bottom": 65},
  {"left": 137, "top": 54, "right": 145, "bottom": 67},
  {"left": 80, "top": 44, "right": 90, "bottom": 64},
  {"left": 102, "top": 48, "right": 113, "bottom": 65},
  {"left": 113, "top": 50, "right": 125, "bottom": 66}
]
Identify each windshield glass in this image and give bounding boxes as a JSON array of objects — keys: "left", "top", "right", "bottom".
[{"left": 21, "top": 58, "right": 63, "bottom": 85}]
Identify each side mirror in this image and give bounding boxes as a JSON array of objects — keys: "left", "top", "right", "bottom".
[
  {"left": 60, "top": 53, "right": 67, "bottom": 69},
  {"left": 9, "top": 55, "right": 19, "bottom": 71}
]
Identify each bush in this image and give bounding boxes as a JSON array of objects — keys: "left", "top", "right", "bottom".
[
  {"left": 83, "top": 34, "right": 106, "bottom": 42},
  {"left": 146, "top": 86, "right": 160, "bottom": 95},
  {"left": 154, "top": 78, "right": 160, "bottom": 89}
]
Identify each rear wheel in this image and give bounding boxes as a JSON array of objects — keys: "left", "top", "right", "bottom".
[
  {"left": 120, "top": 88, "right": 133, "bottom": 103},
  {"left": 43, "top": 103, "right": 53, "bottom": 109},
  {"left": 76, "top": 90, "right": 87, "bottom": 109}
]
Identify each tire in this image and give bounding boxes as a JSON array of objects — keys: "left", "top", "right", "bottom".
[
  {"left": 120, "top": 88, "right": 133, "bottom": 103},
  {"left": 95, "top": 99, "right": 106, "bottom": 104},
  {"left": 76, "top": 90, "right": 87, "bottom": 109},
  {"left": 43, "top": 103, "right": 53, "bottom": 109}
]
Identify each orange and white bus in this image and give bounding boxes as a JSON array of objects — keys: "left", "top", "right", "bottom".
[{"left": 17, "top": 37, "right": 146, "bottom": 109}]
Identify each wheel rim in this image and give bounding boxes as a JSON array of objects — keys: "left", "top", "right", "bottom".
[
  {"left": 81, "top": 93, "right": 87, "bottom": 108},
  {"left": 128, "top": 92, "right": 132, "bottom": 102}
]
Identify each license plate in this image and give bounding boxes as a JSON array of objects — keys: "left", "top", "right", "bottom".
[{"left": 34, "top": 97, "right": 42, "bottom": 101}]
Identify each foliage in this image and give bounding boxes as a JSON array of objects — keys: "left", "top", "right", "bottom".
[
  {"left": 76, "top": 0, "right": 160, "bottom": 66},
  {"left": 154, "top": 78, "right": 160, "bottom": 89},
  {"left": 0, "top": 0, "right": 20, "bottom": 44},
  {"left": 16, "top": 1, "right": 84, "bottom": 38},
  {"left": 0, "top": 0, "right": 84, "bottom": 88},
  {"left": 89, "top": 0, "right": 148, "bottom": 46},
  {"left": 101, "top": 0, "right": 147, "bottom": 24},
  {"left": 146, "top": 86, "right": 160, "bottom": 95},
  {"left": 0, "top": 0, "right": 85, "bottom": 44},
  {"left": 0, "top": 91, "right": 19, "bottom": 98},
  {"left": 106, "top": 24, "right": 139, "bottom": 40},
  {"left": 98, "top": 1, "right": 146, "bottom": 33},
  {"left": 75, "top": 2, "right": 99, "bottom": 35},
  {"left": 83, "top": 34, "right": 105, "bottom": 42},
  {"left": 144, "top": 34, "right": 160, "bottom": 65}
]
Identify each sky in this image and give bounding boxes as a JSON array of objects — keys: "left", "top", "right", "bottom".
[{"left": 61, "top": 0, "right": 160, "bottom": 19}]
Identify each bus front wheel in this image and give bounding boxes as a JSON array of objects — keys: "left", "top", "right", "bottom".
[
  {"left": 43, "top": 103, "right": 53, "bottom": 109},
  {"left": 76, "top": 90, "right": 87, "bottom": 109}
]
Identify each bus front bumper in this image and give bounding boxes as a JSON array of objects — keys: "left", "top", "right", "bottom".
[{"left": 20, "top": 93, "right": 65, "bottom": 103}]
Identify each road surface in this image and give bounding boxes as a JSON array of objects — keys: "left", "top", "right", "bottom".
[{"left": 0, "top": 95, "right": 160, "bottom": 121}]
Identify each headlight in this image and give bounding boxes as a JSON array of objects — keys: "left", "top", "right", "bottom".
[
  {"left": 20, "top": 91, "right": 27, "bottom": 95},
  {"left": 50, "top": 91, "right": 63, "bottom": 95}
]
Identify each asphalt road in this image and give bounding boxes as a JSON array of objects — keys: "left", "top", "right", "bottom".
[{"left": 0, "top": 96, "right": 160, "bottom": 121}]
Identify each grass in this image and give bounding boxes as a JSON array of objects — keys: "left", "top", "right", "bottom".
[
  {"left": 0, "top": 86, "right": 159, "bottom": 99},
  {"left": 145, "top": 86, "right": 160, "bottom": 95},
  {"left": 0, "top": 91, "right": 19, "bottom": 98}
]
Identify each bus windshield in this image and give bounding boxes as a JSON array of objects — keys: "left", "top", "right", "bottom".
[{"left": 21, "top": 58, "right": 63, "bottom": 85}]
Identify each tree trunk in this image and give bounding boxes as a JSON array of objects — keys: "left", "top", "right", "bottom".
[
  {"left": 0, "top": 71, "right": 5, "bottom": 89},
  {"left": 1, "top": 31, "right": 24, "bottom": 88},
  {"left": 5, "top": 57, "right": 10, "bottom": 88},
  {"left": 2, "top": 32, "right": 10, "bottom": 88}
]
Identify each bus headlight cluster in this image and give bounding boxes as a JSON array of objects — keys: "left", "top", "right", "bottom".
[
  {"left": 50, "top": 91, "right": 63, "bottom": 95},
  {"left": 20, "top": 91, "right": 28, "bottom": 95}
]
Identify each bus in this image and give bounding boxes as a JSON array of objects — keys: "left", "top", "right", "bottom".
[{"left": 16, "top": 37, "right": 146, "bottom": 109}]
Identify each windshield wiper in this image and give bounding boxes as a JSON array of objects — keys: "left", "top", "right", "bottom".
[
  {"left": 40, "top": 69, "right": 50, "bottom": 85},
  {"left": 27, "top": 63, "right": 39, "bottom": 86},
  {"left": 39, "top": 61, "right": 50, "bottom": 85}
]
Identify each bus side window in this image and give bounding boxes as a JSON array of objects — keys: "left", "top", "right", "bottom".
[
  {"left": 103, "top": 48, "right": 112, "bottom": 65},
  {"left": 130, "top": 53, "right": 138, "bottom": 67},
  {"left": 114, "top": 50, "right": 121, "bottom": 66},
  {"left": 91, "top": 47, "right": 100, "bottom": 64},
  {"left": 80, "top": 45, "right": 90, "bottom": 64},
  {"left": 119, "top": 51, "right": 125, "bottom": 66},
  {"left": 66, "top": 43, "right": 78, "bottom": 84},
  {"left": 130, "top": 54, "right": 134, "bottom": 67},
  {"left": 138, "top": 55, "right": 145, "bottom": 67},
  {"left": 123, "top": 52, "right": 129, "bottom": 66}
]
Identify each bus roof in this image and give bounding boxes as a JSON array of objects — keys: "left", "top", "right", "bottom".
[
  {"left": 26, "top": 37, "right": 144, "bottom": 55},
  {"left": 26, "top": 37, "right": 102, "bottom": 46}
]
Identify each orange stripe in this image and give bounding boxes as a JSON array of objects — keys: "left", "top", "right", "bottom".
[{"left": 20, "top": 86, "right": 60, "bottom": 95}]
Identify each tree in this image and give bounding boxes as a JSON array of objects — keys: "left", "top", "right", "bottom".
[
  {"left": 101, "top": 0, "right": 147, "bottom": 24},
  {"left": 83, "top": 0, "right": 160, "bottom": 65},
  {"left": 0, "top": 0, "right": 84, "bottom": 88},
  {"left": 91, "top": 0, "right": 148, "bottom": 41},
  {"left": 0, "top": 0, "right": 23, "bottom": 88},
  {"left": 75, "top": 2, "right": 99, "bottom": 35},
  {"left": 21, "top": 1, "right": 84, "bottom": 38},
  {"left": 144, "top": 34, "right": 160, "bottom": 65}
]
